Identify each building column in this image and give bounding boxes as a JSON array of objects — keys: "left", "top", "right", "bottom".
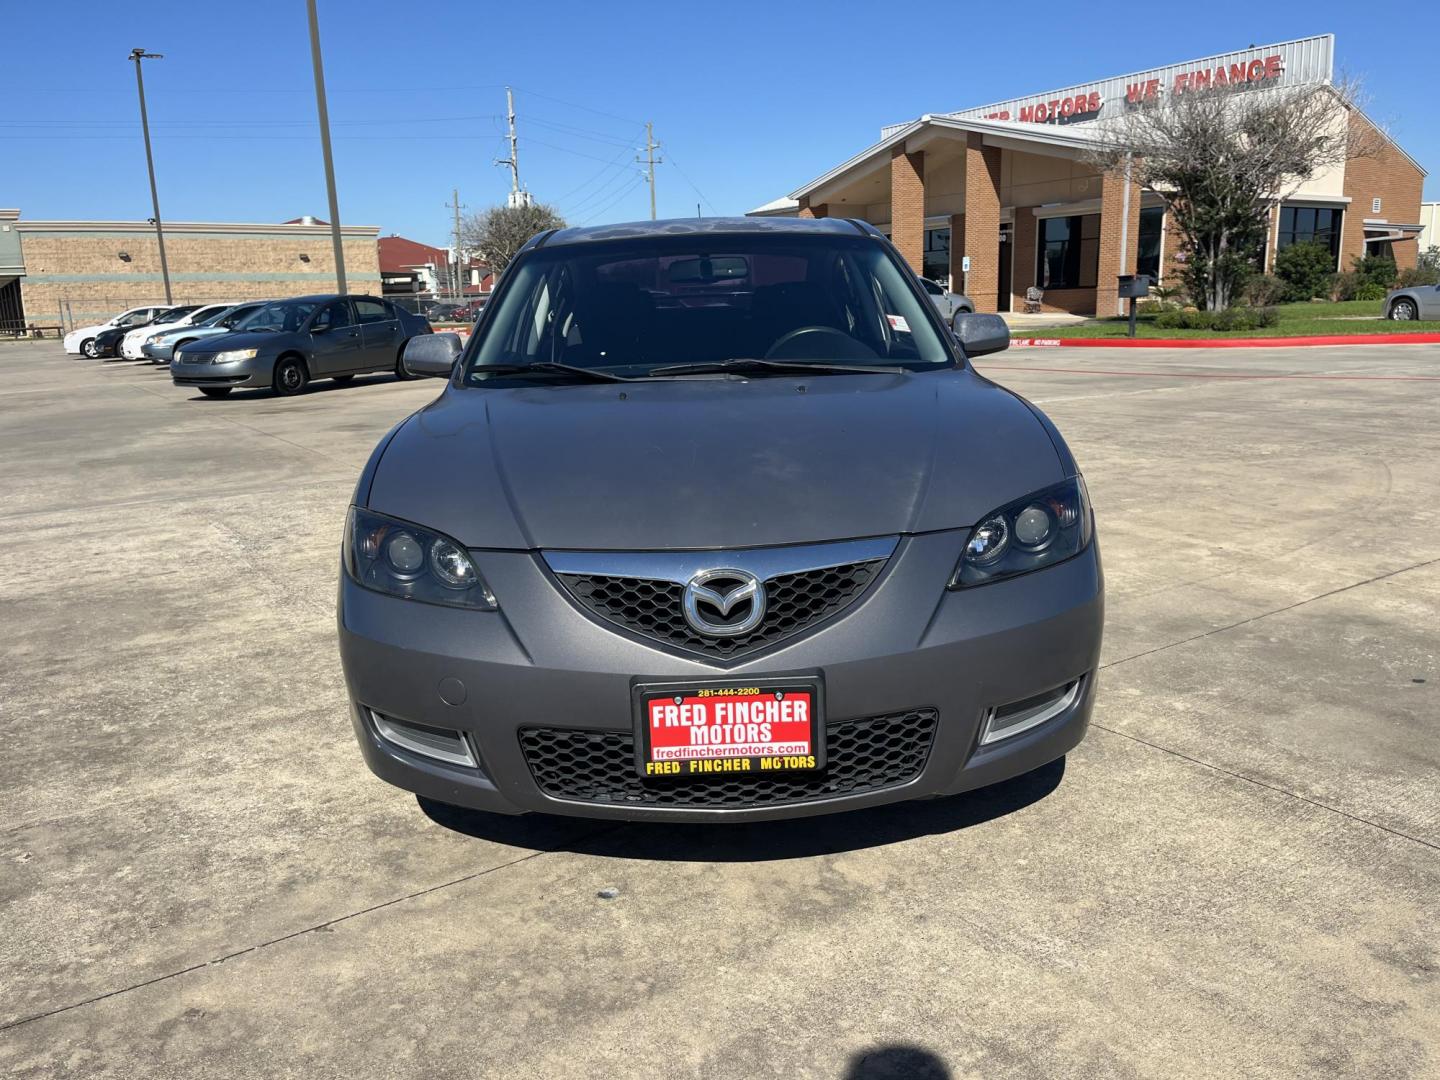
[
  {"left": 961, "top": 134, "right": 1002, "bottom": 313},
  {"left": 1161, "top": 207, "right": 1186, "bottom": 290},
  {"left": 1096, "top": 164, "right": 1143, "bottom": 317},
  {"left": 1013, "top": 207, "right": 1037, "bottom": 310},
  {"left": 947, "top": 213, "right": 965, "bottom": 291},
  {"left": 890, "top": 146, "right": 925, "bottom": 274},
  {"left": 797, "top": 198, "right": 829, "bottom": 219}
]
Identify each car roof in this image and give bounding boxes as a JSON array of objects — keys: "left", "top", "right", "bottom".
[{"left": 533, "top": 215, "right": 883, "bottom": 250}]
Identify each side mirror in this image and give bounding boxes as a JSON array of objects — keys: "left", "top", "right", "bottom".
[
  {"left": 952, "top": 312, "right": 1010, "bottom": 358},
  {"left": 403, "top": 332, "right": 462, "bottom": 378}
]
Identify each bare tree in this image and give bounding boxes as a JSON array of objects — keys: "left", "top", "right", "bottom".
[
  {"left": 460, "top": 202, "right": 567, "bottom": 279},
  {"left": 1086, "top": 79, "right": 1381, "bottom": 310}
]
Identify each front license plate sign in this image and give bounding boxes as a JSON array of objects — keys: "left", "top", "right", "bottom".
[{"left": 633, "top": 678, "right": 824, "bottom": 779}]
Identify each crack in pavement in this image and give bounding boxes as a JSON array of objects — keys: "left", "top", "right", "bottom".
[{"left": 0, "top": 823, "right": 625, "bottom": 1034}]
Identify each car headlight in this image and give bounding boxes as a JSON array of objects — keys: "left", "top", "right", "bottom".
[
  {"left": 949, "top": 476, "right": 1092, "bottom": 588},
  {"left": 344, "top": 507, "right": 496, "bottom": 610},
  {"left": 213, "top": 349, "right": 258, "bottom": 363}
]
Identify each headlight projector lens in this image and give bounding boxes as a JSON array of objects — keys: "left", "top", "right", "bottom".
[
  {"left": 1014, "top": 505, "right": 1053, "bottom": 548},
  {"left": 386, "top": 532, "right": 425, "bottom": 574}
]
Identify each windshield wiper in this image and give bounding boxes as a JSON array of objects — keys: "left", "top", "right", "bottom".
[
  {"left": 646, "top": 358, "right": 909, "bottom": 378},
  {"left": 471, "top": 362, "right": 636, "bottom": 383}
]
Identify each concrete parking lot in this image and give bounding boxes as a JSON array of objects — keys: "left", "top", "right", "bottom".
[{"left": 1, "top": 340, "right": 1437, "bottom": 1078}]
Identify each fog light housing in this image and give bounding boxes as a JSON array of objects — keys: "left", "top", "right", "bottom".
[
  {"left": 368, "top": 708, "right": 478, "bottom": 768},
  {"left": 979, "top": 679, "right": 1082, "bottom": 745}
]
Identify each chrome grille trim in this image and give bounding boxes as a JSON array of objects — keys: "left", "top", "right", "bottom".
[{"left": 542, "top": 535, "right": 898, "bottom": 584}]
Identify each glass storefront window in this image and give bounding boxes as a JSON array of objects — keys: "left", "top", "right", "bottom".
[
  {"left": 1037, "top": 214, "right": 1099, "bottom": 290},
  {"left": 1136, "top": 207, "right": 1164, "bottom": 282},
  {"left": 922, "top": 227, "right": 951, "bottom": 283}
]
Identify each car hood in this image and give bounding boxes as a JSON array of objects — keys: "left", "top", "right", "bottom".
[
  {"left": 197, "top": 330, "right": 288, "bottom": 351},
  {"left": 157, "top": 325, "right": 225, "bottom": 342},
  {"left": 366, "top": 370, "right": 1065, "bottom": 551}
]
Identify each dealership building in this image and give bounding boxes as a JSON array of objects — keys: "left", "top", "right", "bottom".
[
  {"left": 0, "top": 211, "right": 381, "bottom": 333},
  {"left": 749, "top": 35, "right": 1427, "bottom": 315}
]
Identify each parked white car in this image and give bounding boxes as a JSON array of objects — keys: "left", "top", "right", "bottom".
[
  {"left": 119, "top": 304, "right": 231, "bottom": 359},
  {"left": 63, "top": 306, "right": 170, "bottom": 357},
  {"left": 918, "top": 277, "right": 975, "bottom": 327}
]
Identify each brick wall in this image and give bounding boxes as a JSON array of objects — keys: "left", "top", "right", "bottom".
[
  {"left": 1095, "top": 167, "right": 1142, "bottom": 317},
  {"left": 890, "top": 146, "right": 925, "bottom": 273},
  {"left": 960, "top": 134, "right": 1002, "bottom": 312},
  {"left": 797, "top": 199, "right": 829, "bottom": 219},
  {"left": 1342, "top": 113, "right": 1426, "bottom": 271},
  {"left": 1013, "top": 207, "right": 1037, "bottom": 311},
  {"left": 17, "top": 228, "right": 380, "bottom": 327}
]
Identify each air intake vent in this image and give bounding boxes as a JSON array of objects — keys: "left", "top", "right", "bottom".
[{"left": 980, "top": 679, "right": 1082, "bottom": 745}]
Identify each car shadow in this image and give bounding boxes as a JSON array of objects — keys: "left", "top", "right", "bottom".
[
  {"left": 181, "top": 372, "right": 407, "bottom": 402},
  {"left": 418, "top": 757, "right": 1066, "bottom": 862},
  {"left": 842, "top": 1045, "right": 951, "bottom": 1079}
]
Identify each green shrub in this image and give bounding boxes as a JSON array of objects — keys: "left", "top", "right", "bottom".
[
  {"left": 1353, "top": 282, "right": 1387, "bottom": 301},
  {"left": 1273, "top": 242, "right": 1337, "bottom": 302},
  {"left": 1352, "top": 253, "right": 1398, "bottom": 290},
  {"left": 1153, "top": 306, "right": 1275, "bottom": 332},
  {"left": 1244, "top": 274, "right": 1286, "bottom": 307},
  {"left": 1331, "top": 271, "right": 1360, "bottom": 301},
  {"left": 1396, "top": 264, "right": 1440, "bottom": 288}
]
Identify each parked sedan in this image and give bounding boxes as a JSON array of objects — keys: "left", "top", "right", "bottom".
[
  {"left": 120, "top": 304, "right": 227, "bottom": 359},
  {"left": 1386, "top": 282, "right": 1440, "bottom": 321},
  {"left": 171, "top": 294, "right": 432, "bottom": 398},
  {"left": 64, "top": 306, "right": 170, "bottom": 357},
  {"left": 91, "top": 306, "right": 194, "bottom": 359},
  {"left": 338, "top": 216, "right": 1102, "bottom": 823},
  {"left": 142, "top": 301, "right": 268, "bottom": 364},
  {"left": 919, "top": 277, "right": 975, "bottom": 326}
]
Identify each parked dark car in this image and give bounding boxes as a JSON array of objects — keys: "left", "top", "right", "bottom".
[
  {"left": 338, "top": 216, "right": 1103, "bottom": 823},
  {"left": 92, "top": 306, "right": 199, "bottom": 359},
  {"left": 170, "top": 295, "right": 432, "bottom": 398}
]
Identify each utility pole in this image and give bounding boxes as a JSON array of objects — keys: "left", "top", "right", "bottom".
[
  {"left": 129, "top": 49, "right": 172, "bottom": 305},
  {"left": 445, "top": 188, "right": 467, "bottom": 301},
  {"left": 638, "top": 122, "right": 662, "bottom": 220},
  {"left": 494, "top": 87, "right": 531, "bottom": 207},
  {"left": 306, "top": 0, "right": 347, "bottom": 294}
]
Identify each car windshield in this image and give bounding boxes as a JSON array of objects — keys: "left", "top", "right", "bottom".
[
  {"left": 223, "top": 305, "right": 265, "bottom": 329},
  {"left": 193, "top": 307, "right": 231, "bottom": 326},
  {"left": 466, "top": 234, "right": 951, "bottom": 379},
  {"left": 157, "top": 306, "right": 200, "bottom": 323},
  {"left": 244, "top": 299, "right": 322, "bottom": 333}
]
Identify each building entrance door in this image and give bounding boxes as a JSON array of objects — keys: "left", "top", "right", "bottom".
[{"left": 997, "top": 224, "right": 1013, "bottom": 312}]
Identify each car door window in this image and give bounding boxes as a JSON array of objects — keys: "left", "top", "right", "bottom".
[
  {"left": 312, "top": 301, "right": 354, "bottom": 332},
  {"left": 921, "top": 279, "right": 943, "bottom": 296},
  {"left": 354, "top": 299, "right": 391, "bottom": 325}
]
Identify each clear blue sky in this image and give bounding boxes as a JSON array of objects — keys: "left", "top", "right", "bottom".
[{"left": 5, "top": 0, "right": 1436, "bottom": 248}]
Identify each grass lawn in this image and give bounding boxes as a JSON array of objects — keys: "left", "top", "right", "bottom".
[{"left": 1018, "top": 300, "right": 1440, "bottom": 339}]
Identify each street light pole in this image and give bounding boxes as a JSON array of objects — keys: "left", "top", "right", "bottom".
[
  {"left": 305, "top": 0, "right": 347, "bottom": 294},
  {"left": 129, "top": 49, "right": 172, "bottom": 305}
]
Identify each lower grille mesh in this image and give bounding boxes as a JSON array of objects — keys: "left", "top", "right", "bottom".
[{"left": 519, "top": 709, "right": 938, "bottom": 809}]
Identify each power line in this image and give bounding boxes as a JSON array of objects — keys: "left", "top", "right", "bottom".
[
  {"left": 580, "top": 177, "right": 646, "bottom": 225},
  {"left": 663, "top": 150, "right": 720, "bottom": 216},
  {"left": 562, "top": 161, "right": 643, "bottom": 216}
]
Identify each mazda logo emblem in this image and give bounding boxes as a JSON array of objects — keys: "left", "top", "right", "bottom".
[{"left": 682, "top": 568, "right": 766, "bottom": 637}]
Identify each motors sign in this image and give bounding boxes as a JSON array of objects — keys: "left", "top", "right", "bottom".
[{"left": 941, "top": 35, "right": 1334, "bottom": 130}]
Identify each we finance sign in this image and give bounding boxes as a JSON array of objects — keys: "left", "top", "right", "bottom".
[{"left": 948, "top": 35, "right": 1335, "bottom": 129}]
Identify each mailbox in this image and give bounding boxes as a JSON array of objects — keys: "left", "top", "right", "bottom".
[{"left": 1117, "top": 273, "right": 1152, "bottom": 299}]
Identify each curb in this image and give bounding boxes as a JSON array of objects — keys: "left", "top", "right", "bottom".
[{"left": 1010, "top": 333, "right": 1440, "bottom": 349}]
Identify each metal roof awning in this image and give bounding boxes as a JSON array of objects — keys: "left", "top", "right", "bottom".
[{"left": 1362, "top": 221, "right": 1424, "bottom": 245}]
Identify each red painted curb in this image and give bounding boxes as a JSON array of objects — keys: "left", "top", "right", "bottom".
[{"left": 1010, "top": 333, "right": 1440, "bottom": 348}]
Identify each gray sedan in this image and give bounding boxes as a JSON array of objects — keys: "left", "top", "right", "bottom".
[
  {"left": 1386, "top": 282, "right": 1440, "bottom": 321},
  {"left": 337, "top": 216, "right": 1102, "bottom": 823},
  {"left": 170, "top": 294, "right": 431, "bottom": 398},
  {"left": 919, "top": 276, "right": 975, "bottom": 325}
]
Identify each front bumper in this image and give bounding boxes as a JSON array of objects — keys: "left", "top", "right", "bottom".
[
  {"left": 143, "top": 341, "right": 175, "bottom": 362},
  {"left": 171, "top": 355, "right": 273, "bottom": 389},
  {"left": 338, "top": 530, "right": 1104, "bottom": 822}
]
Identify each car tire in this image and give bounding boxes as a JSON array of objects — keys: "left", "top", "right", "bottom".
[
  {"left": 80, "top": 338, "right": 99, "bottom": 358},
  {"left": 272, "top": 355, "right": 309, "bottom": 397},
  {"left": 394, "top": 342, "right": 416, "bottom": 380},
  {"left": 199, "top": 387, "right": 232, "bottom": 399},
  {"left": 1389, "top": 298, "right": 1418, "bottom": 321}
]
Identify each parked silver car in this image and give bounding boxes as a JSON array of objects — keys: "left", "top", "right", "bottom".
[
  {"left": 919, "top": 277, "right": 975, "bottom": 326},
  {"left": 142, "top": 302, "right": 269, "bottom": 364},
  {"left": 1386, "top": 282, "right": 1440, "bottom": 321}
]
